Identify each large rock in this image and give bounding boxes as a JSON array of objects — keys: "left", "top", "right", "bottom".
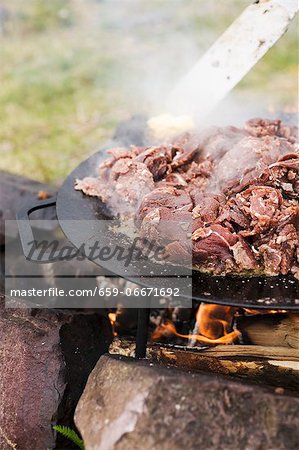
[
  {"left": 75, "top": 354, "right": 299, "bottom": 450},
  {"left": 0, "top": 296, "right": 112, "bottom": 450},
  {"left": 0, "top": 170, "right": 56, "bottom": 245}
]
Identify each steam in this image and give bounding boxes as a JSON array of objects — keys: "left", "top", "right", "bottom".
[
  {"left": 92, "top": 0, "right": 296, "bottom": 130},
  {"left": 77, "top": 0, "right": 298, "bottom": 196}
]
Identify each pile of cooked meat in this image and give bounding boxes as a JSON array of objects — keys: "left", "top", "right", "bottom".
[{"left": 75, "top": 118, "right": 299, "bottom": 278}]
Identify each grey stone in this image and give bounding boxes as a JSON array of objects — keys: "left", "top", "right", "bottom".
[
  {"left": 75, "top": 354, "right": 299, "bottom": 450},
  {"left": 0, "top": 170, "right": 56, "bottom": 244},
  {"left": 0, "top": 296, "right": 112, "bottom": 450}
]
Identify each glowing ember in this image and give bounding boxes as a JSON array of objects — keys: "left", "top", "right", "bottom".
[{"left": 243, "top": 309, "right": 287, "bottom": 315}]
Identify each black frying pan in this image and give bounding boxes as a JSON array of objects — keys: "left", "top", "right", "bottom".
[{"left": 17, "top": 148, "right": 299, "bottom": 310}]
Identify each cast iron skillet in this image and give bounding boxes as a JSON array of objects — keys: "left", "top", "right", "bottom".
[{"left": 17, "top": 148, "right": 299, "bottom": 310}]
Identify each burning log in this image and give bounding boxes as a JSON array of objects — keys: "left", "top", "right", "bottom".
[
  {"left": 109, "top": 305, "right": 299, "bottom": 389},
  {"left": 148, "top": 345, "right": 299, "bottom": 390},
  {"left": 109, "top": 338, "right": 299, "bottom": 390}
]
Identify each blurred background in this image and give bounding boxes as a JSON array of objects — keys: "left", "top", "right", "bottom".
[{"left": 0, "top": 0, "right": 297, "bottom": 184}]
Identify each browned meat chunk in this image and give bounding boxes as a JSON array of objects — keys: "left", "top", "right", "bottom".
[
  {"left": 134, "top": 145, "right": 175, "bottom": 180},
  {"left": 75, "top": 117, "right": 299, "bottom": 277},
  {"left": 192, "top": 224, "right": 238, "bottom": 274},
  {"left": 136, "top": 186, "right": 193, "bottom": 245},
  {"left": 245, "top": 118, "right": 298, "bottom": 143},
  {"left": 75, "top": 158, "right": 154, "bottom": 216}
]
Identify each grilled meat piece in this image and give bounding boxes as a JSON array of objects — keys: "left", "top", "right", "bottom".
[
  {"left": 75, "top": 118, "right": 299, "bottom": 278},
  {"left": 75, "top": 157, "right": 154, "bottom": 216}
]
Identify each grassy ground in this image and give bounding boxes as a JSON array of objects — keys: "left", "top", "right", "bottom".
[{"left": 0, "top": 0, "right": 297, "bottom": 184}]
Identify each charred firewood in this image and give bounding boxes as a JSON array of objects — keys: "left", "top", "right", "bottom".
[
  {"left": 109, "top": 338, "right": 299, "bottom": 389},
  {"left": 236, "top": 313, "right": 299, "bottom": 348}
]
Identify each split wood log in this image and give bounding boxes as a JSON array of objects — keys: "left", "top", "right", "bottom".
[
  {"left": 236, "top": 313, "right": 299, "bottom": 349},
  {"left": 109, "top": 338, "right": 299, "bottom": 390}
]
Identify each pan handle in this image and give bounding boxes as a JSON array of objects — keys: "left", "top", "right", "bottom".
[{"left": 16, "top": 196, "right": 57, "bottom": 263}]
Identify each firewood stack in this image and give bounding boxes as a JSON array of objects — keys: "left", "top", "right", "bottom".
[{"left": 110, "top": 310, "right": 299, "bottom": 390}]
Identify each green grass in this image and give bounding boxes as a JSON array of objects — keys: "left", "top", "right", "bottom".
[
  {"left": 0, "top": 37, "right": 123, "bottom": 182},
  {"left": 0, "top": 0, "right": 130, "bottom": 183},
  {"left": 0, "top": 0, "right": 297, "bottom": 184}
]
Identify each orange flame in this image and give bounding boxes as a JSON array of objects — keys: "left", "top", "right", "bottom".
[
  {"left": 196, "top": 304, "right": 237, "bottom": 340},
  {"left": 243, "top": 309, "right": 287, "bottom": 315},
  {"left": 108, "top": 312, "right": 117, "bottom": 336},
  {"left": 152, "top": 304, "right": 240, "bottom": 345}
]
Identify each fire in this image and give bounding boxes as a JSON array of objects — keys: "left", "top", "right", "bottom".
[
  {"left": 108, "top": 312, "right": 117, "bottom": 336},
  {"left": 151, "top": 304, "right": 293, "bottom": 346},
  {"left": 243, "top": 309, "right": 287, "bottom": 315},
  {"left": 196, "top": 304, "right": 236, "bottom": 340},
  {"left": 152, "top": 304, "right": 240, "bottom": 345}
]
